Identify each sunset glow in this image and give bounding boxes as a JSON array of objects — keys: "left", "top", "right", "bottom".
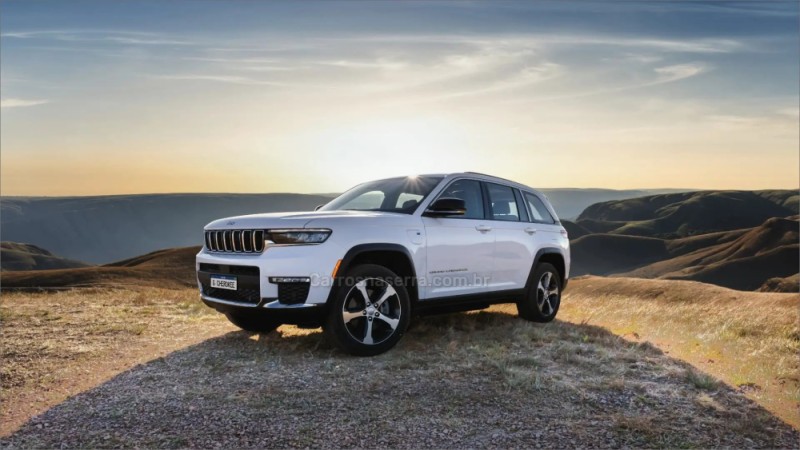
[{"left": 1, "top": 1, "right": 798, "bottom": 195}]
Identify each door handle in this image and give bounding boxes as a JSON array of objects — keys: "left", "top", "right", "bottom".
[
  {"left": 475, "top": 225, "right": 493, "bottom": 232},
  {"left": 524, "top": 227, "right": 537, "bottom": 234}
]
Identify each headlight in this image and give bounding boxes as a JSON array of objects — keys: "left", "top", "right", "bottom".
[{"left": 268, "top": 229, "right": 331, "bottom": 245}]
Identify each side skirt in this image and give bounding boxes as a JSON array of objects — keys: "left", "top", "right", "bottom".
[{"left": 414, "top": 289, "right": 525, "bottom": 316}]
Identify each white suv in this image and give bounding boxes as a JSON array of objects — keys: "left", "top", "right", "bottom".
[{"left": 196, "top": 172, "right": 570, "bottom": 356}]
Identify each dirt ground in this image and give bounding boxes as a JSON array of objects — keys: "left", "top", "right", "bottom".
[{"left": 1, "top": 282, "right": 798, "bottom": 448}]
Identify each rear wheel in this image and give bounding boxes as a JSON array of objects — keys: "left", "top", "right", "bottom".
[
  {"left": 324, "top": 264, "right": 411, "bottom": 356},
  {"left": 517, "top": 262, "right": 562, "bottom": 323},
  {"left": 225, "top": 312, "right": 280, "bottom": 333}
]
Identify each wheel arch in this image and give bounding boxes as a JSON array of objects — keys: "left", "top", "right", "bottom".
[
  {"left": 526, "top": 248, "right": 567, "bottom": 291},
  {"left": 328, "top": 243, "right": 419, "bottom": 305}
]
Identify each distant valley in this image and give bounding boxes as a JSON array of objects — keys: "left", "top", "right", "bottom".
[
  {"left": 1, "top": 189, "right": 797, "bottom": 293},
  {"left": 567, "top": 190, "right": 798, "bottom": 291},
  {"left": 0, "top": 193, "right": 333, "bottom": 264},
  {"left": 0, "top": 188, "right": 682, "bottom": 264}
]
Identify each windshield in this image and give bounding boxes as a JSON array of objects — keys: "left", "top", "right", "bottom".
[{"left": 320, "top": 176, "right": 444, "bottom": 214}]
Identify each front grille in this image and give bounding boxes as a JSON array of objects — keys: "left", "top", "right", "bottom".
[
  {"left": 205, "top": 229, "right": 265, "bottom": 253},
  {"left": 277, "top": 282, "right": 310, "bottom": 305},
  {"left": 202, "top": 285, "right": 261, "bottom": 305}
]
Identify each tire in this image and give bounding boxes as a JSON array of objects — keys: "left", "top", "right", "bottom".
[
  {"left": 324, "top": 264, "right": 411, "bottom": 356},
  {"left": 225, "top": 312, "right": 280, "bottom": 333},
  {"left": 517, "top": 262, "right": 562, "bottom": 323}
]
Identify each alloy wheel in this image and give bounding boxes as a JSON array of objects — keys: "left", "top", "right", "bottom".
[
  {"left": 536, "top": 271, "right": 559, "bottom": 316},
  {"left": 341, "top": 278, "right": 402, "bottom": 345}
]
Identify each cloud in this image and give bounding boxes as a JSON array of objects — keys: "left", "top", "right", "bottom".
[
  {"left": 1, "top": 98, "right": 49, "bottom": 109},
  {"left": 1, "top": 30, "right": 194, "bottom": 46},
  {"left": 150, "top": 74, "right": 288, "bottom": 87},
  {"left": 654, "top": 63, "right": 707, "bottom": 83},
  {"left": 339, "top": 34, "right": 745, "bottom": 54}
]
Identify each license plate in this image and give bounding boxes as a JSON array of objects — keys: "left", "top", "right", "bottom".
[{"left": 210, "top": 275, "right": 237, "bottom": 290}]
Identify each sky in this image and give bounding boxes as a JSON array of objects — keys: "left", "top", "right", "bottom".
[{"left": 1, "top": 0, "right": 798, "bottom": 196}]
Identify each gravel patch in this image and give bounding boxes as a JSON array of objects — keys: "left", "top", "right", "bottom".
[{"left": 2, "top": 298, "right": 797, "bottom": 448}]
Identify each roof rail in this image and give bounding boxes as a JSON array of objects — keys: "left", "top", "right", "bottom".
[{"left": 464, "top": 171, "right": 517, "bottom": 184}]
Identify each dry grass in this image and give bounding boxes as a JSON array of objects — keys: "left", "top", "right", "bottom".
[
  {"left": 560, "top": 275, "right": 800, "bottom": 427},
  {"left": 1, "top": 281, "right": 798, "bottom": 447},
  {"left": 0, "top": 288, "right": 230, "bottom": 435}
]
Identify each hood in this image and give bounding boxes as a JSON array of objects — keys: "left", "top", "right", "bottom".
[{"left": 204, "top": 210, "right": 409, "bottom": 230}]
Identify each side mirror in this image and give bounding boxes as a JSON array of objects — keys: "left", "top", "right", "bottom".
[
  {"left": 314, "top": 204, "right": 325, "bottom": 211},
  {"left": 424, "top": 198, "right": 466, "bottom": 217}
]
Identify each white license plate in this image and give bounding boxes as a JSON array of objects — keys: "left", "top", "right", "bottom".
[{"left": 210, "top": 275, "right": 237, "bottom": 290}]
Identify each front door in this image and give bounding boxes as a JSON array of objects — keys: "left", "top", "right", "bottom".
[{"left": 422, "top": 179, "right": 494, "bottom": 299}]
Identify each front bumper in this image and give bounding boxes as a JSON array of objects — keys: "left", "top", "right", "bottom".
[
  {"left": 196, "top": 241, "right": 346, "bottom": 323},
  {"left": 200, "top": 295, "right": 326, "bottom": 324}
]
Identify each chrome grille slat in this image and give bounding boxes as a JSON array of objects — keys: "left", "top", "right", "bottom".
[
  {"left": 243, "top": 230, "right": 253, "bottom": 252},
  {"left": 205, "top": 232, "right": 213, "bottom": 250},
  {"left": 204, "top": 229, "right": 267, "bottom": 254},
  {"left": 232, "top": 230, "right": 241, "bottom": 252},
  {"left": 255, "top": 230, "right": 265, "bottom": 252}
]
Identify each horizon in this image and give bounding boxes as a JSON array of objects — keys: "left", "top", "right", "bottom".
[
  {"left": 2, "top": 1, "right": 799, "bottom": 195},
  {"left": 3, "top": 185, "right": 798, "bottom": 199}
]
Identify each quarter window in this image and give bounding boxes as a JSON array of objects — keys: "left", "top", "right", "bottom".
[
  {"left": 437, "top": 179, "right": 484, "bottom": 219},
  {"left": 523, "top": 192, "right": 556, "bottom": 224},
  {"left": 486, "top": 183, "right": 520, "bottom": 221},
  {"left": 513, "top": 189, "right": 530, "bottom": 222}
]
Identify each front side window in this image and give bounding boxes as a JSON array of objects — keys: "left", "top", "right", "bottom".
[
  {"left": 436, "top": 179, "right": 484, "bottom": 219},
  {"left": 486, "top": 183, "right": 520, "bottom": 221},
  {"left": 524, "top": 192, "right": 556, "bottom": 224},
  {"left": 320, "top": 176, "right": 443, "bottom": 214}
]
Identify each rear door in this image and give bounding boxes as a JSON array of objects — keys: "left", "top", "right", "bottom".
[
  {"left": 522, "top": 190, "right": 564, "bottom": 257},
  {"left": 422, "top": 178, "right": 494, "bottom": 299},
  {"left": 483, "top": 182, "right": 536, "bottom": 291}
]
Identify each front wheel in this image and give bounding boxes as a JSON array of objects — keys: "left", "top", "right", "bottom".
[
  {"left": 517, "top": 262, "right": 562, "bottom": 323},
  {"left": 225, "top": 312, "right": 280, "bottom": 333},
  {"left": 324, "top": 264, "right": 411, "bottom": 356}
]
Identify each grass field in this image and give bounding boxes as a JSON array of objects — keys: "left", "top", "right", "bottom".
[
  {"left": 1, "top": 278, "right": 798, "bottom": 447},
  {"left": 561, "top": 276, "right": 800, "bottom": 427}
]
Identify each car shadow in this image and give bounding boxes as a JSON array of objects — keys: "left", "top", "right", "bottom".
[{"left": 3, "top": 309, "right": 798, "bottom": 448}]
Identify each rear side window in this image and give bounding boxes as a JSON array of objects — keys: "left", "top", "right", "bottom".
[
  {"left": 437, "top": 179, "right": 484, "bottom": 219},
  {"left": 513, "top": 189, "right": 530, "bottom": 222},
  {"left": 486, "top": 183, "right": 520, "bottom": 221},
  {"left": 523, "top": 192, "right": 556, "bottom": 224}
]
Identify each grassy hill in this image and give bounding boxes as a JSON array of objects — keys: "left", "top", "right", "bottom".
[
  {"left": 569, "top": 191, "right": 798, "bottom": 291},
  {"left": 0, "top": 189, "right": 683, "bottom": 264},
  {"left": 1, "top": 194, "right": 334, "bottom": 264},
  {"left": 1, "top": 246, "right": 200, "bottom": 290},
  {"left": 620, "top": 217, "right": 799, "bottom": 290},
  {"left": 569, "top": 234, "right": 668, "bottom": 275},
  {"left": 577, "top": 190, "right": 797, "bottom": 238},
  {"left": 0, "top": 242, "right": 89, "bottom": 271}
]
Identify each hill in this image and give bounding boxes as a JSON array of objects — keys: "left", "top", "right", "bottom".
[
  {"left": 0, "top": 242, "right": 89, "bottom": 271},
  {"left": 0, "top": 246, "right": 200, "bottom": 290},
  {"left": 1, "top": 193, "right": 333, "bottom": 264},
  {"left": 577, "top": 190, "right": 797, "bottom": 238},
  {"left": 536, "top": 188, "right": 687, "bottom": 220},
  {"left": 0, "top": 189, "right": 684, "bottom": 264},
  {"left": 569, "top": 234, "right": 668, "bottom": 275},
  {"left": 571, "top": 216, "right": 799, "bottom": 291}
]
